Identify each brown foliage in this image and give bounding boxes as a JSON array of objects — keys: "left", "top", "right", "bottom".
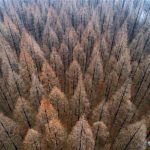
[{"left": 0, "top": 0, "right": 149, "bottom": 149}]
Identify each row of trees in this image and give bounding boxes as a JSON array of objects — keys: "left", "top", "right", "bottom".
[{"left": 0, "top": 0, "right": 149, "bottom": 149}]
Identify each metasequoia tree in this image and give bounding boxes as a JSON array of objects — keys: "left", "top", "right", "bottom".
[
  {"left": 42, "top": 23, "right": 59, "bottom": 51},
  {"left": 103, "top": 70, "right": 118, "bottom": 101},
  {"left": 34, "top": 0, "right": 49, "bottom": 21},
  {"left": 91, "top": 12, "right": 101, "bottom": 37},
  {"left": 100, "top": 33, "right": 110, "bottom": 64},
  {"left": 128, "top": 0, "right": 144, "bottom": 41},
  {"left": 8, "top": 70, "right": 28, "bottom": 101},
  {"left": 19, "top": 49, "right": 36, "bottom": 86},
  {"left": 93, "top": 121, "right": 109, "bottom": 149},
  {"left": 73, "top": 42, "right": 86, "bottom": 73},
  {"left": 81, "top": 21, "right": 97, "bottom": 68},
  {"left": 77, "top": 23, "right": 85, "bottom": 42},
  {"left": 45, "top": 119, "right": 67, "bottom": 150},
  {"left": 129, "top": 30, "right": 145, "bottom": 62},
  {"left": 106, "top": 80, "right": 135, "bottom": 139},
  {"left": 40, "top": 61, "right": 60, "bottom": 94},
  {"left": 66, "top": 60, "right": 82, "bottom": 98},
  {"left": 20, "top": 29, "right": 45, "bottom": 71},
  {"left": 54, "top": 18, "right": 64, "bottom": 42},
  {"left": 46, "top": 7, "right": 64, "bottom": 42},
  {"left": 0, "top": 113, "right": 21, "bottom": 150},
  {"left": 0, "top": 65, "right": 17, "bottom": 112},
  {"left": 77, "top": 7, "right": 90, "bottom": 28},
  {"left": 86, "top": 50, "right": 103, "bottom": 86},
  {"left": 96, "top": 1, "right": 114, "bottom": 35},
  {"left": 85, "top": 51, "right": 103, "bottom": 106},
  {"left": 59, "top": 10, "right": 71, "bottom": 32},
  {"left": 20, "top": 29, "right": 44, "bottom": 59},
  {"left": 129, "top": 58, "right": 150, "bottom": 125},
  {"left": 59, "top": 42, "right": 70, "bottom": 71},
  {"left": 90, "top": 41, "right": 101, "bottom": 61},
  {"left": 13, "top": 97, "right": 35, "bottom": 129},
  {"left": 67, "top": 115, "right": 95, "bottom": 150},
  {"left": 115, "top": 49, "right": 131, "bottom": 88},
  {"left": 92, "top": 100, "right": 110, "bottom": 124},
  {"left": 0, "top": 59, "right": 10, "bottom": 81},
  {"left": 70, "top": 75, "right": 90, "bottom": 125},
  {"left": 5, "top": 4, "right": 22, "bottom": 32},
  {"left": 0, "top": 15, "right": 20, "bottom": 57},
  {"left": 48, "top": 86, "right": 69, "bottom": 122},
  {"left": 0, "top": 79, "right": 14, "bottom": 114},
  {"left": 36, "top": 98, "right": 58, "bottom": 132},
  {"left": 112, "top": 121, "right": 147, "bottom": 150},
  {"left": 27, "top": 5, "right": 44, "bottom": 44},
  {"left": 112, "top": 23, "right": 128, "bottom": 61},
  {"left": 49, "top": 48, "right": 64, "bottom": 89},
  {"left": 90, "top": 83, "right": 134, "bottom": 148},
  {"left": 103, "top": 55, "right": 117, "bottom": 81},
  {"left": 64, "top": 27, "right": 78, "bottom": 61},
  {"left": 118, "top": 0, "right": 132, "bottom": 26},
  {"left": 29, "top": 74, "right": 44, "bottom": 109},
  {"left": 84, "top": 74, "right": 97, "bottom": 108},
  {"left": 46, "top": 7, "right": 58, "bottom": 30},
  {"left": 58, "top": 43, "right": 70, "bottom": 91},
  {"left": 23, "top": 129, "right": 42, "bottom": 150},
  {"left": 0, "top": 33, "right": 18, "bottom": 71},
  {"left": 23, "top": 6, "right": 35, "bottom": 33}
]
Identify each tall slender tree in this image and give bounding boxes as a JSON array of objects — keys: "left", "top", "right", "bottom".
[
  {"left": 66, "top": 60, "right": 82, "bottom": 98},
  {"left": 36, "top": 98, "right": 58, "bottom": 132},
  {"left": 45, "top": 119, "right": 67, "bottom": 150},
  {"left": 40, "top": 61, "right": 60, "bottom": 94},
  {"left": 67, "top": 115, "right": 95, "bottom": 150},
  {"left": 23, "top": 129, "right": 42, "bottom": 150}
]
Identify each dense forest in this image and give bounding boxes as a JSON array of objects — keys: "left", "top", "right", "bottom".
[{"left": 0, "top": 0, "right": 150, "bottom": 149}]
